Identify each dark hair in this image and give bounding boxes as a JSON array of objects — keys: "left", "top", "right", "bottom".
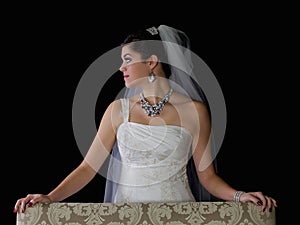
[{"left": 121, "top": 27, "right": 172, "bottom": 78}]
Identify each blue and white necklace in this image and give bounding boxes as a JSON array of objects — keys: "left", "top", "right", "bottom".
[{"left": 140, "top": 89, "right": 173, "bottom": 117}]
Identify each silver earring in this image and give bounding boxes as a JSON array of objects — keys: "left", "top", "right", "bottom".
[{"left": 148, "top": 72, "right": 156, "bottom": 83}]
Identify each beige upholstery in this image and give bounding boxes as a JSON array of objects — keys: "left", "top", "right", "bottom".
[{"left": 16, "top": 201, "right": 276, "bottom": 224}]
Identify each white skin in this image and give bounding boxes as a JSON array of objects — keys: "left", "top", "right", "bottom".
[{"left": 14, "top": 44, "right": 277, "bottom": 214}]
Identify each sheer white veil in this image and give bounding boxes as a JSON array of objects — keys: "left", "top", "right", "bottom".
[{"left": 103, "top": 25, "right": 219, "bottom": 202}]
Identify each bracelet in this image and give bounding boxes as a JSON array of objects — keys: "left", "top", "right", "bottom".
[{"left": 233, "top": 191, "right": 245, "bottom": 202}]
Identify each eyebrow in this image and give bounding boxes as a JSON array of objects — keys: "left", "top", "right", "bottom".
[{"left": 122, "top": 53, "right": 131, "bottom": 59}]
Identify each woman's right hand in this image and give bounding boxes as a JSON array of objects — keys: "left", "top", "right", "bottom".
[{"left": 14, "top": 194, "right": 53, "bottom": 213}]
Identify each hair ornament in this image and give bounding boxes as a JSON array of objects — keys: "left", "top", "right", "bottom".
[{"left": 146, "top": 26, "right": 158, "bottom": 35}]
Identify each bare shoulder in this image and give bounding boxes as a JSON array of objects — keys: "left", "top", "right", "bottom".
[
  {"left": 191, "top": 100, "right": 209, "bottom": 115},
  {"left": 101, "top": 99, "right": 123, "bottom": 128},
  {"left": 171, "top": 92, "right": 208, "bottom": 114},
  {"left": 188, "top": 100, "right": 210, "bottom": 125},
  {"left": 103, "top": 99, "right": 122, "bottom": 114},
  {"left": 170, "top": 92, "right": 210, "bottom": 133}
]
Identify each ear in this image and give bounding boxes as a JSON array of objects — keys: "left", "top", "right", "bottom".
[{"left": 147, "top": 55, "right": 159, "bottom": 70}]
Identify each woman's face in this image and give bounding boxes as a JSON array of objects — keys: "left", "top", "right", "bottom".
[{"left": 119, "top": 45, "right": 149, "bottom": 88}]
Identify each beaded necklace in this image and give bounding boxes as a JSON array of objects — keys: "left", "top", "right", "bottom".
[{"left": 139, "top": 89, "right": 173, "bottom": 117}]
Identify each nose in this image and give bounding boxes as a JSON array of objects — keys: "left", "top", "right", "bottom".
[{"left": 119, "top": 62, "right": 126, "bottom": 72}]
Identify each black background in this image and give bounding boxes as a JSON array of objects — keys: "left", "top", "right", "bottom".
[{"left": 3, "top": 5, "right": 295, "bottom": 224}]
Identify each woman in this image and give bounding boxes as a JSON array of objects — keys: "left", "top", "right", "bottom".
[{"left": 14, "top": 25, "right": 277, "bottom": 214}]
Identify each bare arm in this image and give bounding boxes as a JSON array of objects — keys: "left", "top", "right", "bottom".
[
  {"left": 191, "top": 101, "right": 237, "bottom": 201},
  {"left": 191, "top": 101, "right": 277, "bottom": 212},
  {"left": 47, "top": 100, "right": 120, "bottom": 201},
  {"left": 14, "top": 100, "right": 121, "bottom": 212}
]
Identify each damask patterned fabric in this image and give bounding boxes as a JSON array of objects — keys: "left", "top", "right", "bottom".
[{"left": 16, "top": 201, "right": 276, "bottom": 225}]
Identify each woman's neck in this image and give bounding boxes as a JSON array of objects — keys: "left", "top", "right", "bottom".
[{"left": 142, "top": 78, "right": 171, "bottom": 104}]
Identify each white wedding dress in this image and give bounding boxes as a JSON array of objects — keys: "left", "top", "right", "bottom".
[{"left": 113, "top": 98, "right": 196, "bottom": 203}]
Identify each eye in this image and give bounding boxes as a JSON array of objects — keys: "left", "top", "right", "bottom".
[{"left": 124, "top": 57, "right": 132, "bottom": 63}]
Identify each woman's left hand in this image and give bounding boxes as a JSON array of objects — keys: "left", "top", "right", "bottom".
[{"left": 239, "top": 191, "right": 278, "bottom": 212}]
